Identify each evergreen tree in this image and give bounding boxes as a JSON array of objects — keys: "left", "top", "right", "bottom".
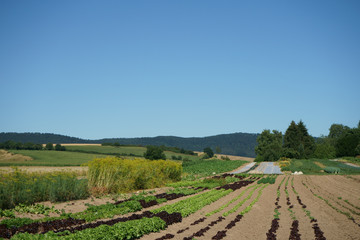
[
  {"left": 283, "top": 121, "right": 300, "bottom": 158},
  {"left": 283, "top": 120, "right": 315, "bottom": 159}
]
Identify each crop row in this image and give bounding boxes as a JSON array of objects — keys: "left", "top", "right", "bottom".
[
  {"left": 151, "top": 189, "right": 233, "bottom": 217},
  {"left": 266, "top": 176, "right": 286, "bottom": 240},
  {"left": 206, "top": 184, "right": 258, "bottom": 217},
  {"left": 211, "top": 183, "right": 269, "bottom": 240},
  {"left": 0, "top": 188, "right": 203, "bottom": 238},
  {"left": 154, "top": 180, "right": 264, "bottom": 240},
  {"left": 304, "top": 177, "right": 360, "bottom": 216},
  {"left": 11, "top": 214, "right": 175, "bottom": 240},
  {"left": 290, "top": 177, "right": 326, "bottom": 240},
  {"left": 6, "top": 184, "right": 227, "bottom": 239},
  {"left": 302, "top": 179, "right": 360, "bottom": 228}
]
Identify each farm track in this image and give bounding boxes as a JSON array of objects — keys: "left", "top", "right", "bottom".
[
  {"left": 294, "top": 176, "right": 360, "bottom": 239},
  {"left": 303, "top": 176, "right": 360, "bottom": 225}
]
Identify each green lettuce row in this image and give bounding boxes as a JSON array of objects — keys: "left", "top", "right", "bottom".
[
  {"left": 11, "top": 217, "right": 166, "bottom": 240},
  {"left": 152, "top": 189, "right": 232, "bottom": 217}
]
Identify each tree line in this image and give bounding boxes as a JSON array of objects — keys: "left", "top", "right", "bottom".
[
  {"left": 0, "top": 141, "right": 66, "bottom": 151},
  {"left": 255, "top": 120, "right": 360, "bottom": 161}
]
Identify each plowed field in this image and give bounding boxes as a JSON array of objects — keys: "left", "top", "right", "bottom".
[
  {"left": 2, "top": 175, "right": 359, "bottom": 239},
  {"left": 140, "top": 175, "right": 359, "bottom": 240}
]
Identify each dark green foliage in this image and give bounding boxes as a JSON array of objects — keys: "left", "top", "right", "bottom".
[
  {"left": 45, "top": 143, "right": 54, "bottom": 150},
  {"left": 313, "top": 138, "right": 336, "bottom": 159},
  {"left": 255, "top": 130, "right": 283, "bottom": 162},
  {"left": 329, "top": 124, "right": 350, "bottom": 140},
  {"left": 171, "top": 155, "right": 182, "bottom": 160},
  {"left": 203, "top": 147, "right": 214, "bottom": 158},
  {"left": 144, "top": 145, "right": 166, "bottom": 160},
  {"left": 55, "top": 144, "right": 66, "bottom": 151},
  {"left": 283, "top": 120, "right": 315, "bottom": 159},
  {"left": 0, "top": 141, "right": 43, "bottom": 150},
  {"left": 335, "top": 128, "right": 360, "bottom": 157},
  {"left": 257, "top": 175, "right": 277, "bottom": 184}
]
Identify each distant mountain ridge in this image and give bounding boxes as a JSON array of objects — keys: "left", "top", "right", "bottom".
[{"left": 0, "top": 132, "right": 259, "bottom": 157}]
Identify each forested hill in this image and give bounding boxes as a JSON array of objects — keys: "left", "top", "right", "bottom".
[
  {"left": 0, "top": 132, "right": 259, "bottom": 157},
  {"left": 0, "top": 133, "right": 90, "bottom": 144}
]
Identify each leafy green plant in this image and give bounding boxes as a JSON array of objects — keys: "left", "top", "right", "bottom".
[
  {"left": 323, "top": 167, "right": 340, "bottom": 174},
  {"left": 152, "top": 189, "right": 232, "bottom": 217},
  {"left": 223, "top": 185, "right": 261, "bottom": 216},
  {"left": 11, "top": 217, "right": 167, "bottom": 240},
  {"left": 206, "top": 184, "right": 258, "bottom": 217}
]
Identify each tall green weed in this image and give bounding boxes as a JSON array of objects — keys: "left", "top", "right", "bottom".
[
  {"left": 0, "top": 169, "right": 89, "bottom": 209},
  {"left": 87, "top": 157, "right": 182, "bottom": 194}
]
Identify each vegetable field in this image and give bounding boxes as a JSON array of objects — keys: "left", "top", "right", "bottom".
[{"left": 1, "top": 174, "right": 359, "bottom": 239}]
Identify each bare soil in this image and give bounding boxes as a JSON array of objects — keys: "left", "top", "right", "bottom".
[
  {"left": 0, "top": 150, "right": 32, "bottom": 162},
  {"left": 138, "top": 175, "right": 360, "bottom": 240}
]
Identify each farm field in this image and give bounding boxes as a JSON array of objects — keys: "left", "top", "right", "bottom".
[
  {"left": 65, "top": 145, "right": 201, "bottom": 161},
  {"left": 1, "top": 173, "right": 359, "bottom": 239},
  {"left": 2, "top": 150, "right": 108, "bottom": 166}
]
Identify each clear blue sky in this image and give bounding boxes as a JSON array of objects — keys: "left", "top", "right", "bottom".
[{"left": 1, "top": 1, "right": 359, "bottom": 139}]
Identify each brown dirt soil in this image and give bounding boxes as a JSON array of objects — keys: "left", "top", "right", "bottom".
[
  {"left": 138, "top": 175, "right": 360, "bottom": 240},
  {"left": 0, "top": 150, "right": 32, "bottom": 162},
  {"left": 294, "top": 176, "right": 360, "bottom": 240}
]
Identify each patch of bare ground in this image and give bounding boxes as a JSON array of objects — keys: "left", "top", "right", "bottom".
[
  {"left": 224, "top": 177, "right": 281, "bottom": 240},
  {"left": 304, "top": 176, "right": 360, "bottom": 224},
  {"left": 310, "top": 175, "right": 360, "bottom": 204},
  {"left": 140, "top": 182, "right": 262, "bottom": 240},
  {"left": 0, "top": 149, "right": 32, "bottom": 162},
  {"left": 344, "top": 174, "right": 360, "bottom": 183},
  {"left": 295, "top": 175, "right": 360, "bottom": 239}
]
